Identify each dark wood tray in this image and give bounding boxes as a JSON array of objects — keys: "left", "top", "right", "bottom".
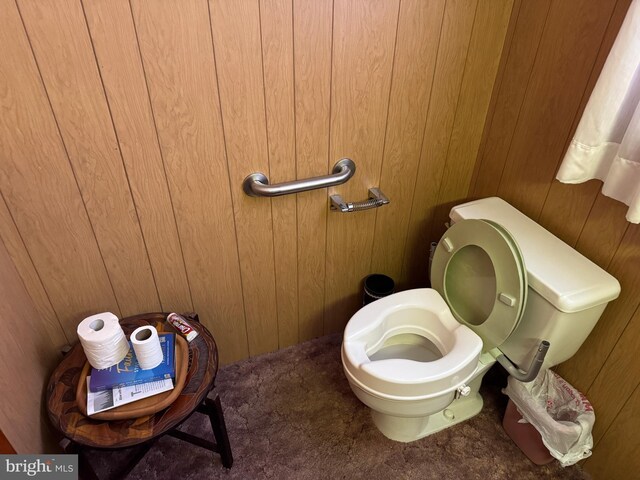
[{"left": 75, "top": 333, "right": 189, "bottom": 420}]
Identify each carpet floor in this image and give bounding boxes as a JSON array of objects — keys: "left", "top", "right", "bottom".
[{"left": 91, "top": 333, "right": 589, "bottom": 479}]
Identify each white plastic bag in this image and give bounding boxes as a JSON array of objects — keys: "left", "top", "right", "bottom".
[{"left": 503, "top": 369, "right": 595, "bottom": 467}]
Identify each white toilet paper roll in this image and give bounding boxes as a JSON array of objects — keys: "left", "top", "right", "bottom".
[
  {"left": 130, "top": 325, "right": 164, "bottom": 370},
  {"left": 77, "top": 312, "right": 130, "bottom": 369}
]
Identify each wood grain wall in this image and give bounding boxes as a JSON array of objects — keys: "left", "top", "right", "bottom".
[
  {"left": 470, "top": 0, "right": 638, "bottom": 477},
  {"left": 0, "top": 232, "right": 59, "bottom": 453},
  {"left": 0, "top": 0, "right": 513, "bottom": 363},
  {"left": 1, "top": 0, "right": 517, "bottom": 451}
]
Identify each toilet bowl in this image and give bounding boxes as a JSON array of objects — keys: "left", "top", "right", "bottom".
[
  {"left": 342, "top": 289, "right": 484, "bottom": 441},
  {"left": 341, "top": 197, "right": 621, "bottom": 442}
]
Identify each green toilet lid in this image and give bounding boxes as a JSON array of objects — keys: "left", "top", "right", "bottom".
[{"left": 430, "top": 219, "right": 527, "bottom": 349}]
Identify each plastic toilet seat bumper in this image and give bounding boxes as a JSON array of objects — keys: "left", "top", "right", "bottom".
[
  {"left": 342, "top": 289, "right": 483, "bottom": 399},
  {"left": 483, "top": 219, "right": 528, "bottom": 317},
  {"left": 431, "top": 219, "right": 527, "bottom": 350}
]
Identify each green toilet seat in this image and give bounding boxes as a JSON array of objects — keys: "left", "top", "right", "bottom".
[{"left": 430, "top": 219, "right": 527, "bottom": 350}]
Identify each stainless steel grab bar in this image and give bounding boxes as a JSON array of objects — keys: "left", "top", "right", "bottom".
[{"left": 242, "top": 158, "right": 356, "bottom": 197}]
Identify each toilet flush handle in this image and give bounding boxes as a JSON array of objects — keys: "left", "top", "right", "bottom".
[
  {"left": 456, "top": 384, "right": 471, "bottom": 397},
  {"left": 496, "top": 340, "right": 550, "bottom": 383}
]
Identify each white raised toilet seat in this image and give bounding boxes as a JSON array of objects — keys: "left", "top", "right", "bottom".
[{"left": 341, "top": 289, "right": 483, "bottom": 441}]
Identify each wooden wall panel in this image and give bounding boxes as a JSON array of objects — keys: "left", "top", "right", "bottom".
[
  {"left": 82, "top": 0, "right": 193, "bottom": 313},
  {"left": 132, "top": 0, "right": 247, "bottom": 363},
  {"left": 0, "top": 0, "right": 518, "bottom": 359},
  {"left": 429, "top": 0, "right": 514, "bottom": 240},
  {"left": 260, "top": 0, "right": 298, "bottom": 349},
  {"left": 370, "top": 0, "right": 446, "bottom": 279},
  {"left": 402, "top": 0, "right": 478, "bottom": 287},
  {"left": 0, "top": 0, "right": 119, "bottom": 338},
  {"left": 472, "top": 0, "right": 551, "bottom": 198},
  {"left": 574, "top": 195, "right": 630, "bottom": 269},
  {"left": 495, "top": 0, "right": 618, "bottom": 220},
  {"left": 209, "top": 0, "right": 278, "bottom": 356},
  {"left": 293, "top": 0, "right": 333, "bottom": 341},
  {"left": 585, "top": 304, "right": 640, "bottom": 444},
  {"left": 556, "top": 224, "right": 640, "bottom": 394},
  {"left": 18, "top": 0, "right": 161, "bottom": 316},
  {"left": 0, "top": 197, "right": 66, "bottom": 346},
  {"left": 584, "top": 381, "right": 640, "bottom": 478},
  {"left": 0, "top": 237, "right": 60, "bottom": 453},
  {"left": 324, "top": 0, "right": 399, "bottom": 332}
]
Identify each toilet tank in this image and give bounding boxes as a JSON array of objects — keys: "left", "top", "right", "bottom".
[{"left": 449, "top": 197, "right": 621, "bottom": 368}]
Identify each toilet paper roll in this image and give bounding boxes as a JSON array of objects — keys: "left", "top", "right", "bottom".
[
  {"left": 130, "top": 325, "right": 164, "bottom": 370},
  {"left": 77, "top": 312, "right": 130, "bottom": 370}
]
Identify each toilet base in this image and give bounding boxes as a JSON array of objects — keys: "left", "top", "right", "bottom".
[{"left": 371, "top": 391, "right": 484, "bottom": 442}]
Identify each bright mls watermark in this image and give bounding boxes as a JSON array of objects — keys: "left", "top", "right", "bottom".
[{"left": 0, "top": 455, "right": 77, "bottom": 479}]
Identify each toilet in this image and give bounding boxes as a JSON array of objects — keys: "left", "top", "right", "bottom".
[{"left": 341, "top": 197, "right": 620, "bottom": 442}]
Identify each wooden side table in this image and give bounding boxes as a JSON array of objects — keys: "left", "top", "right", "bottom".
[{"left": 47, "top": 312, "right": 233, "bottom": 479}]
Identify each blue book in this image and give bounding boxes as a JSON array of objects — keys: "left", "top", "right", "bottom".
[{"left": 89, "top": 333, "right": 175, "bottom": 392}]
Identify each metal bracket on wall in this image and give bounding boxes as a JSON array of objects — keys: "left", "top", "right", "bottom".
[{"left": 330, "top": 188, "right": 390, "bottom": 213}]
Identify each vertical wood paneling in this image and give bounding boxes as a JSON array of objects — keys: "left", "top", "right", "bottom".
[
  {"left": 0, "top": 197, "right": 67, "bottom": 346},
  {"left": 18, "top": 0, "right": 161, "bottom": 316},
  {"left": 82, "top": 0, "right": 193, "bottom": 313},
  {"left": 209, "top": 0, "right": 278, "bottom": 356},
  {"left": 0, "top": 0, "right": 118, "bottom": 337},
  {"left": 466, "top": 0, "right": 524, "bottom": 201},
  {"left": 584, "top": 381, "right": 640, "bottom": 478},
  {"left": 132, "top": 0, "right": 248, "bottom": 363},
  {"left": 555, "top": 225, "right": 640, "bottom": 393},
  {"left": 496, "top": 0, "right": 618, "bottom": 219},
  {"left": 324, "top": 0, "right": 399, "bottom": 332},
  {"left": 402, "top": 0, "right": 478, "bottom": 287},
  {"left": 260, "top": 0, "right": 298, "bottom": 348},
  {"left": 293, "top": 0, "right": 333, "bottom": 341},
  {"left": 471, "top": 0, "right": 551, "bottom": 198},
  {"left": 370, "top": 0, "right": 446, "bottom": 279},
  {"left": 430, "top": 0, "right": 514, "bottom": 240},
  {"left": 585, "top": 304, "right": 640, "bottom": 444},
  {"left": 574, "top": 195, "right": 630, "bottom": 268},
  {"left": 0, "top": 237, "right": 61, "bottom": 453},
  {"left": 537, "top": 181, "right": 603, "bottom": 246}
]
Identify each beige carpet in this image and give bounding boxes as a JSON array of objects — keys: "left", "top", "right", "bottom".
[{"left": 91, "top": 333, "right": 589, "bottom": 479}]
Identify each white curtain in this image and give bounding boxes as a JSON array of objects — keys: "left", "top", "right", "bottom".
[{"left": 556, "top": 0, "right": 640, "bottom": 223}]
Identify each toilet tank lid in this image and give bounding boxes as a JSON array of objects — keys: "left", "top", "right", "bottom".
[{"left": 449, "top": 197, "right": 621, "bottom": 313}]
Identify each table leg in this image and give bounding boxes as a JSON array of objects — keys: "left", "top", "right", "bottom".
[
  {"left": 114, "top": 441, "right": 157, "bottom": 479},
  {"left": 205, "top": 395, "right": 233, "bottom": 468},
  {"left": 78, "top": 450, "right": 101, "bottom": 480},
  {"left": 60, "top": 437, "right": 156, "bottom": 480},
  {"left": 60, "top": 439, "right": 99, "bottom": 480}
]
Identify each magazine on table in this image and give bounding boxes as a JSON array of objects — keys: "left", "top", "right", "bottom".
[{"left": 86, "top": 376, "right": 174, "bottom": 415}]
